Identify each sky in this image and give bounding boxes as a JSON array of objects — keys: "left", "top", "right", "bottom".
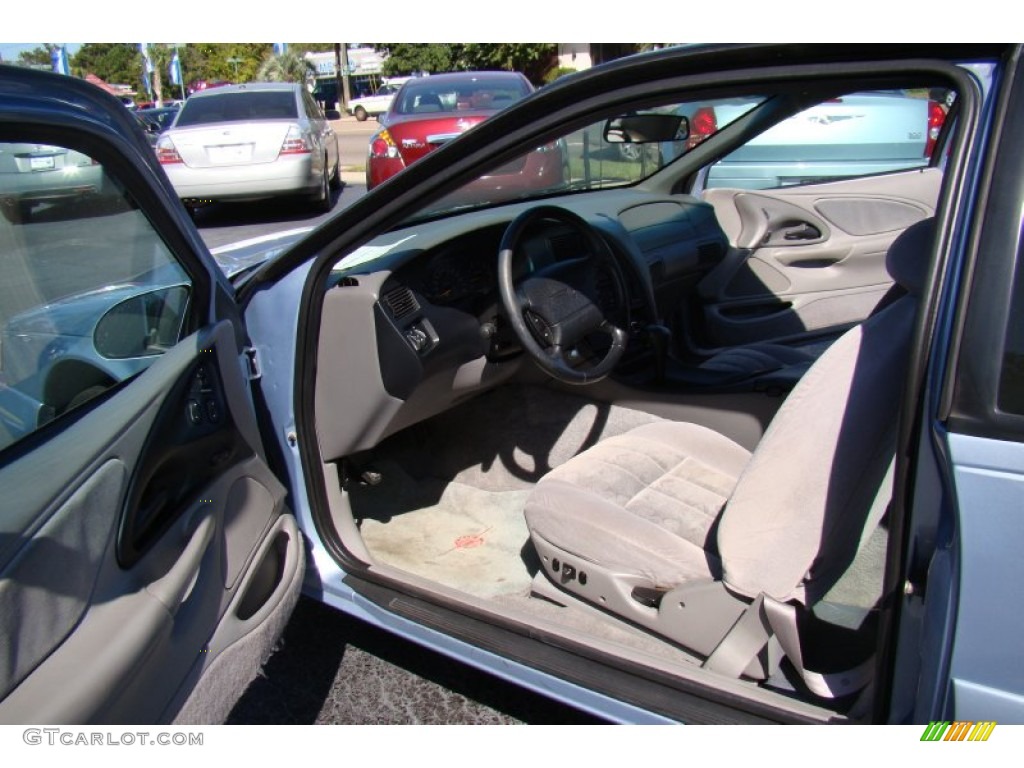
[
  {"left": 0, "top": 1, "right": 1012, "bottom": 58},
  {"left": 0, "top": 43, "right": 80, "bottom": 63}
]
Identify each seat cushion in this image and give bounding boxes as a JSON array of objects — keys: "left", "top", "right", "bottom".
[{"left": 525, "top": 421, "right": 751, "bottom": 589}]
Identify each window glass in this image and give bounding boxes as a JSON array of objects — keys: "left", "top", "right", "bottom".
[
  {"left": 406, "top": 96, "right": 766, "bottom": 222},
  {"left": 0, "top": 139, "right": 190, "bottom": 453},
  {"left": 704, "top": 89, "right": 948, "bottom": 190},
  {"left": 396, "top": 85, "right": 953, "bottom": 223},
  {"left": 302, "top": 90, "right": 322, "bottom": 120},
  {"left": 176, "top": 91, "right": 299, "bottom": 125},
  {"left": 394, "top": 77, "right": 531, "bottom": 115}
]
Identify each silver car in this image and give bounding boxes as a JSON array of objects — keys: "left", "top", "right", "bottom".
[
  {"left": 156, "top": 82, "right": 341, "bottom": 213},
  {"left": 0, "top": 142, "right": 106, "bottom": 223}
]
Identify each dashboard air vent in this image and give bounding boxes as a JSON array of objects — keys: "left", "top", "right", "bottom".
[{"left": 382, "top": 286, "right": 420, "bottom": 320}]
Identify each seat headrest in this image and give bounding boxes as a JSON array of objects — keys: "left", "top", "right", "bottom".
[{"left": 886, "top": 217, "right": 935, "bottom": 297}]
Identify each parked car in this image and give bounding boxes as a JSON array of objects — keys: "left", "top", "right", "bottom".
[
  {"left": 187, "top": 79, "right": 232, "bottom": 95},
  {"left": 137, "top": 105, "right": 180, "bottom": 131},
  {"left": 0, "top": 142, "right": 107, "bottom": 223},
  {"left": 367, "top": 71, "right": 547, "bottom": 189},
  {"left": 1, "top": 45, "right": 1022, "bottom": 732},
  {"left": 134, "top": 106, "right": 180, "bottom": 147},
  {"left": 348, "top": 81, "right": 403, "bottom": 121},
  {"left": 155, "top": 82, "right": 341, "bottom": 214},
  {"left": 658, "top": 91, "right": 949, "bottom": 190}
]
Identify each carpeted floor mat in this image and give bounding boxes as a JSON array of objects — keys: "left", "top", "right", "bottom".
[
  {"left": 353, "top": 461, "right": 536, "bottom": 598},
  {"left": 349, "top": 385, "right": 663, "bottom": 598}
]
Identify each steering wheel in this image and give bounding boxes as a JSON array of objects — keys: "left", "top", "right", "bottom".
[{"left": 498, "top": 206, "right": 629, "bottom": 385}]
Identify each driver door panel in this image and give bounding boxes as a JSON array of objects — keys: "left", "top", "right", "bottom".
[
  {"left": 0, "top": 322, "right": 303, "bottom": 724},
  {"left": 696, "top": 168, "right": 941, "bottom": 348}
]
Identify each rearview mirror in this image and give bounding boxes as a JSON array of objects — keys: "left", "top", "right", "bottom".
[{"left": 604, "top": 113, "right": 689, "bottom": 144}]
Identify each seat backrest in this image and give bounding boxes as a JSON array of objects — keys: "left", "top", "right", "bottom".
[{"left": 716, "top": 218, "right": 935, "bottom": 605}]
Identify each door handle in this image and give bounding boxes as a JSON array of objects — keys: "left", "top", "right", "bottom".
[
  {"left": 146, "top": 513, "right": 216, "bottom": 616},
  {"left": 782, "top": 223, "right": 821, "bottom": 241}
]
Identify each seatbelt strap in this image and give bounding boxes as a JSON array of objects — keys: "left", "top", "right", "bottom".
[
  {"left": 703, "top": 594, "right": 781, "bottom": 679},
  {"left": 762, "top": 596, "right": 875, "bottom": 699},
  {"left": 703, "top": 594, "right": 874, "bottom": 699}
]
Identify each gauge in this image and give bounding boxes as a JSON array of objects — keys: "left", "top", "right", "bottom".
[{"left": 421, "top": 255, "right": 465, "bottom": 304}]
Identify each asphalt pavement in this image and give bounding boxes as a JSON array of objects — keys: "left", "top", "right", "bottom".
[
  {"left": 329, "top": 113, "right": 377, "bottom": 185},
  {"left": 227, "top": 597, "right": 602, "bottom": 725},
  {"left": 191, "top": 115, "right": 373, "bottom": 251}
]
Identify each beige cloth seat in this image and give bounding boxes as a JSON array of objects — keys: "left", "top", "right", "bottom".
[{"left": 525, "top": 218, "right": 935, "bottom": 695}]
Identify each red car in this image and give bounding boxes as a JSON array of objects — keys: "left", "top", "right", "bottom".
[
  {"left": 187, "top": 79, "right": 232, "bottom": 96},
  {"left": 367, "top": 71, "right": 564, "bottom": 192}
]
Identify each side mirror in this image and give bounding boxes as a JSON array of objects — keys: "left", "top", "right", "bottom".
[
  {"left": 94, "top": 285, "right": 190, "bottom": 359},
  {"left": 604, "top": 113, "right": 689, "bottom": 145}
]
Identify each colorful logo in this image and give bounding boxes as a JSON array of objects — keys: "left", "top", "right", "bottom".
[{"left": 921, "top": 721, "right": 996, "bottom": 742}]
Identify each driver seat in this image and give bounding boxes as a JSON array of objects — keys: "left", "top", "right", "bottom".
[{"left": 524, "top": 218, "right": 935, "bottom": 696}]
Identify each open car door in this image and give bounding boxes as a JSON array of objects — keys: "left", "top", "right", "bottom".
[{"left": 0, "top": 67, "right": 303, "bottom": 724}]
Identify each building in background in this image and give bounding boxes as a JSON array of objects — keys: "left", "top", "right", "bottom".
[{"left": 307, "top": 47, "right": 387, "bottom": 110}]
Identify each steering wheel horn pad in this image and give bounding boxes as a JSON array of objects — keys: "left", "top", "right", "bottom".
[{"left": 498, "top": 206, "right": 629, "bottom": 385}]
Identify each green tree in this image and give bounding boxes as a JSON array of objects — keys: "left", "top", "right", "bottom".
[
  {"left": 182, "top": 43, "right": 272, "bottom": 85},
  {"left": 16, "top": 45, "right": 55, "bottom": 67},
  {"left": 457, "top": 44, "right": 557, "bottom": 82},
  {"left": 144, "top": 45, "right": 177, "bottom": 104},
  {"left": 287, "top": 43, "right": 335, "bottom": 55},
  {"left": 257, "top": 50, "right": 315, "bottom": 83},
  {"left": 373, "top": 44, "right": 459, "bottom": 76},
  {"left": 70, "top": 43, "right": 139, "bottom": 85},
  {"left": 371, "top": 43, "right": 557, "bottom": 84},
  {"left": 589, "top": 43, "right": 661, "bottom": 65}
]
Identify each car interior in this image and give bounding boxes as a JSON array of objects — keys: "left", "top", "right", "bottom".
[{"left": 301, "top": 67, "right": 970, "bottom": 722}]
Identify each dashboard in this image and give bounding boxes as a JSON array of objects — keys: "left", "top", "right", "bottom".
[
  {"left": 315, "top": 191, "right": 729, "bottom": 462},
  {"left": 400, "top": 225, "right": 504, "bottom": 310}
]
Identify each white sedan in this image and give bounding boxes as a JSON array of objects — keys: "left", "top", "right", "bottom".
[
  {"left": 156, "top": 82, "right": 341, "bottom": 214},
  {"left": 347, "top": 82, "right": 402, "bottom": 122}
]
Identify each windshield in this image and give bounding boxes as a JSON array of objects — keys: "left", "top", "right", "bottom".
[
  {"left": 405, "top": 96, "right": 767, "bottom": 222},
  {"left": 176, "top": 91, "right": 298, "bottom": 126}
]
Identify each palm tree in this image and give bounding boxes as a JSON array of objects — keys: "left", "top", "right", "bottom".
[{"left": 257, "top": 50, "right": 315, "bottom": 84}]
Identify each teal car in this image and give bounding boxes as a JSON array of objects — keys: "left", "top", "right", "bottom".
[{"left": 659, "top": 90, "right": 949, "bottom": 190}]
